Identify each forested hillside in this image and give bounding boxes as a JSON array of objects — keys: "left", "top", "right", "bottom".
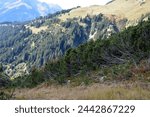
[
  {"left": 0, "top": 9, "right": 122, "bottom": 78},
  {"left": 0, "top": 0, "right": 150, "bottom": 79},
  {"left": 10, "top": 19, "right": 150, "bottom": 88}
]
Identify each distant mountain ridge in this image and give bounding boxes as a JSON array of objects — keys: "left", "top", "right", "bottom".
[{"left": 0, "top": 0, "right": 61, "bottom": 22}]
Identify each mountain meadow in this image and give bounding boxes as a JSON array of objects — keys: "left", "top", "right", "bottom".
[{"left": 0, "top": 0, "right": 150, "bottom": 99}]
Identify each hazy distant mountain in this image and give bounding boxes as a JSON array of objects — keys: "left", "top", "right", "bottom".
[{"left": 0, "top": 0, "right": 61, "bottom": 22}]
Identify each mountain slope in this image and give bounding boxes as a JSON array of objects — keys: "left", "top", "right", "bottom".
[
  {"left": 60, "top": 0, "right": 150, "bottom": 26},
  {"left": 0, "top": 0, "right": 61, "bottom": 22},
  {"left": 8, "top": 19, "right": 150, "bottom": 89},
  {"left": 0, "top": 13, "right": 121, "bottom": 78},
  {"left": 0, "top": 0, "right": 150, "bottom": 78}
]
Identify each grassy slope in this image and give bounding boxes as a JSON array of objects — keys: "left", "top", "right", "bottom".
[
  {"left": 14, "top": 81, "right": 150, "bottom": 100},
  {"left": 59, "top": 0, "right": 150, "bottom": 21}
]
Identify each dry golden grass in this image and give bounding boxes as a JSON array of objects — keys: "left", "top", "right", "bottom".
[
  {"left": 14, "top": 81, "right": 150, "bottom": 100},
  {"left": 82, "top": 83, "right": 150, "bottom": 100},
  {"left": 59, "top": 0, "right": 150, "bottom": 22},
  {"left": 25, "top": 25, "right": 48, "bottom": 34}
]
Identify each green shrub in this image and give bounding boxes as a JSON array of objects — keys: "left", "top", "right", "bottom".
[{"left": 0, "top": 88, "right": 15, "bottom": 100}]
